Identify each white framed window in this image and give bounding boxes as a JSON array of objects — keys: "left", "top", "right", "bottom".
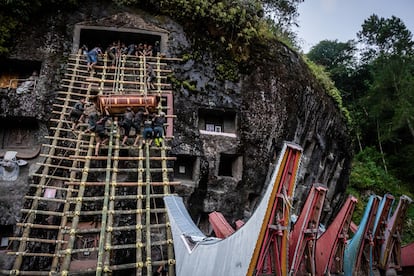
[{"left": 206, "top": 123, "right": 215, "bottom": 132}]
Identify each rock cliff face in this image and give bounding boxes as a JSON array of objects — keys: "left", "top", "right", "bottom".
[{"left": 0, "top": 3, "right": 351, "bottom": 230}]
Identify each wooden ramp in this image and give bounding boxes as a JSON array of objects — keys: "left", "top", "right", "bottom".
[{"left": 3, "top": 52, "right": 179, "bottom": 275}]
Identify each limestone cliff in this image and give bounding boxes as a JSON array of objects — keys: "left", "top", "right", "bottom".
[{"left": 0, "top": 4, "right": 351, "bottom": 231}]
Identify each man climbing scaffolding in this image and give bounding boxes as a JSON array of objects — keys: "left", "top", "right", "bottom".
[
  {"left": 153, "top": 111, "right": 166, "bottom": 147},
  {"left": 70, "top": 98, "right": 86, "bottom": 130}
]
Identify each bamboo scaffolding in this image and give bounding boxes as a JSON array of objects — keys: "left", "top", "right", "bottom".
[
  {"left": 7, "top": 49, "right": 177, "bottom": 276},
  {"left": 11, "top": 55, "right": 79, "bottom": 268},
  {"left": 52, "top": 128, "right": 92, "bottom": 271},
  {"left": 60, "top": 135, "right": 95, "bottom": 272}
]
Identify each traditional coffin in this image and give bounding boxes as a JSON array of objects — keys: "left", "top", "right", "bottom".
[{"left": 96, "top": 94, "right": 158, "bottom": 115}]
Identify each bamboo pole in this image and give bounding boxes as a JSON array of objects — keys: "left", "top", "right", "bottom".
[
  {"left": 96, "top": 123, "right": 115, "bottom": 276},
  {"left": 137, "top": 146, "right": 146, "bottom": 275},
  {"left": 28, "top": 184, "right": 79, "bottom": 192},
  {"left": 8, "top": 237, "right": 67, "bottom": 244},
  {"left": 65, "top": 208, "right": 167, "bottom": 216},
  {"left": 108, "top": 259, "right": 169, "bottom": 272},
  {"left": 69, "top": 155, "right": 176, "bottom": 161},
  {"left": 16, "top": 223, "right": 63, "bottom": 230},
  {"left": 144, "top": 142, "right": 152, "bottom": 275},
  {"left": 1, "top": 270, "right": 50, "bottom": 275},
  {"left": 160, "top": 142, "right": 176, "bottom": 274},
  {"left": 66, "top": 180, "right": 179, "bottom": 186},
  {"left": 103, "top": 125, "right": 120, "bottom": 275}
]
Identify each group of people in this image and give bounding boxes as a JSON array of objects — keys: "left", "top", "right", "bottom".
[
  {"left": 82, "top": 40, "right": 160, "bottom": 71},
  {"left": 119, "top": 106, "right": 166, "bottom": 148},
  {"left": 69, "top": 97, "right": 109, "bottom": 155},
  {"left": 69, "top": 98, "right": 167, "bottom": 156},
  {"left": 106, "top": 40, "right": 160, "bottom": 66},
  {"left": 82, "top": 41, "right": 158, "bottom": 90}
]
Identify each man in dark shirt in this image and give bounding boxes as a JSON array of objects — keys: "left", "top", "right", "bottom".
[
  {"left": 94, "top": 115, "right": 110, "bottom": 156},
  {"left": 70, "top": 98, "right": 86, "bottom": 130},
  {"left": 153, "top": 111, "right": 166, "bottom": 147},
  {"left": 120, "top": 107, "right": 135, "bottom": 146},
  {"left": 133, "top": 107, "right": 146, "bottom": 147}
]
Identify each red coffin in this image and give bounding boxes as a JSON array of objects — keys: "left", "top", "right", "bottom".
[{"left": 97, "top": 94, "right": 158, "bottom": 115}]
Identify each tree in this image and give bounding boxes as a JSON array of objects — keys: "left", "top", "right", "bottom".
[
  {"left": 306, "top": 40, "right": 358, "bottom": 102},
  {"left": 358, "top": 14, "right": 414, "bottom": 61},
  {"left": 307, "top": 39, "right": 356, "bottom": 69},
  {"left": 262, "top": 0, "right": 304, "bottom": 30},
  {"left": 357, "top": 15, "right": 414, "bottom": 183}
]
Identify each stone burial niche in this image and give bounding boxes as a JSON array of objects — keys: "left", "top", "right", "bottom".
[
  {"left": 72, "top": 24, "right": 169, "bottom": 54},
  {"left": 0, "top": 117, "right": 42, "bottom": 160},
  {"left": 0, "top": 58, "right": 41, "bottom": 90}
]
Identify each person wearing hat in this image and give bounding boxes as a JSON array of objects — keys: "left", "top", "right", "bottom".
[
  {"left": 153, "top": 111, "right": 166, "bottom": 147},
  {"left": 120, "top": 107, "right": 134, "bottom": 146}
]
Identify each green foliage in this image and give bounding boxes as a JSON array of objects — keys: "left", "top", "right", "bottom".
[
  {"left": 348, "top": 147, "right": 406, "bottom": 195},
  {"left": 158, "top": 0, "right": 264, "bottom": 61},
  {"left": 263, "top": 0, "right": 303, "bottom": 30},
  {"left": 347, "top": 147, "right": 413, "bottom": 229},
  {"left": 358, "top": 14, "right": 414, "bottom": 61},
  {"left": 0, "top": 15, "right": 19, "bottom": 54},
  {"left": 307, "top": 39, "right": 356, "bottom": 69},
  {"left": 0, "top": 0, "right": 79, "bottom": 55},
  {"left": 404, "top": 205, "right": 414, "bottom": 244},
  {"left": 182, "top": 80, "right": 197, "bottom": 92},
  {"left": 303, "top": 56, "right": 351, "bottom": 124},
  {"left": 215, "top": 59, "right": 239, "bottom": 82}
]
